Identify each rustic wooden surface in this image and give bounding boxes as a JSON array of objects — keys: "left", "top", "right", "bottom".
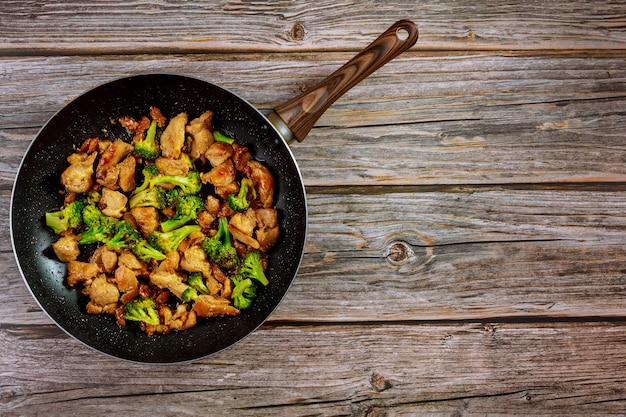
[{"left": 2, "top": 1, "right": 626, "bottom": 415}]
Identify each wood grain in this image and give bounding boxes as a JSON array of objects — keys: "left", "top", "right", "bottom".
[
  {"left": 3, "top": 322, "right": 626, "bottom": 415},
  {"left": 0, "top": 0, "right": 625, "bottom": 54}
]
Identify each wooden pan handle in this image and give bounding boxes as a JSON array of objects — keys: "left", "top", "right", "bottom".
[{"left": 270, "top": 20, "right": 418, "bottom": 143}]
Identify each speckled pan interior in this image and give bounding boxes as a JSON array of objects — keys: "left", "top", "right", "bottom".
[{"left": 11, "top": 74, "right": 307, "bottom": 363}]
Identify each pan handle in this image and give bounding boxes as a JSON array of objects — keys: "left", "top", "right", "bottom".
[{"left": 268, "top": 20, "right": 418, "bottom": 144}]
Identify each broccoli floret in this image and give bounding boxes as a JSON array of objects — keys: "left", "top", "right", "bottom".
[
  {"left": 200, "top": 217, "right": 240, "bottom": 271},
  {"left": 165, "top": 188, "right": 183, "bottom": 207},
  {"left": 134, "top": 163, "right": 160, "bottom": 194},
  {"left": 45, "top": 200, "right": 84, "bottom": 234},
  {"left": 123, "top": 298, "right": 160, "bottom": 325},
  {"left": 230, "top": 274, "right": 257, "bottom": 310},
  {"left": 227, "top": 178, "right": 256, "bottom": 212},
  {"left": 78, "top": 205, "right": 117, "bottom": 245},
  {"left": 150, "top": 171, "right": 202, "bottom": 196},
  {"left": 213, "top": 131, "right": 235, "bottom": 145},
  {"left": 132, "top": 239, "right": 166, "bottom": 262},
  {"left": 148, "top": 225, "right": 201, "bottom": 254},
  {"left": 129, "top": 185, "right": 167, "bottom": 209},
  {"left": 106, "top": 220, "right": 141, "bottom": 251},
  {"left": 187, "top": 272, "right": 209, "bottom": 295},
  {"left": 82, "top": 190, "right": 101, "bottom": 205},
  {"left": 160, "top": 195, "right": 205, "bottom": 232},
  {"left": 239, "top": 250, "right": 269, "bottom": 286},
  {"left": 134, "top": 120, "right": 161, "bottom": 160}
]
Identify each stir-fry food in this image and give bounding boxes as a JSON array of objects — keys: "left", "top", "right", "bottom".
[{"left": 45, "top": 107, "right": 280, "bottom": 335}]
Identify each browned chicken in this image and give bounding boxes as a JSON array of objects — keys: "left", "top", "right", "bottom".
[
  {"left": 95, "top": 140, "right": 133, "bottom": 189},
  {"left": 89, "top": 245, "right": 118, "bottom": 273},
  {"left": 155, "top": 157, "right": 189, "bottom": 176},
  {"left": 192, "top": 294, "right": 240, "bottom": 318},
  {"left": 186, "top": 111, "right": 214, "bottom": 161},
  {"left": 117, "top": 155, "right": 136, "bottom": 192},
  {"left": 52, "top": 234, "right": 80, "bottom": 262},
  {"left": 115, "top": 265, "right": 139, "bottom": 304},
  {"left": 245, "top": 160, "right": 274, "bottom": 208},
  {"left": 255, "top": 208, "right": 280, "bottom": 252},
  {"left": 86, "top": 275, "right": 120, "bottom": 314},
  {"left": 160, "top": 112, "right": 188, "bottom": 159},
  {"left": 205, "top": 142, "right": 233, "bottom": 167},
  {"left": 61, "top": 152, "right": 97, "bottom": 194},
  {"left": 130, "top": 206, "right": 160, "bottom": 236},
  {"left": 100, "top": 188, "right": 128, "bottom": 218},
  {"left": 66, "top": 260, "right": 101, "bottom": 287}
]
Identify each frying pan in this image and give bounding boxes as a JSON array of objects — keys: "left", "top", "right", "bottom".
[{"left": 11, "top": 21, "right": 418, "bottom": 363}]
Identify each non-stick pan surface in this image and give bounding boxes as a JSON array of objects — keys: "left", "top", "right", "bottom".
[{"left": 11, "top": 74, "right": 307, "bottom": 363}]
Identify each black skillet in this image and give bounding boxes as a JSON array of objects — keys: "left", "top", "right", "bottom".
[{"left": 10, "top": 21, "right": 418, "bottom": 363}]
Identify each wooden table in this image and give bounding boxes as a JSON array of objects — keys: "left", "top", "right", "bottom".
[{"left": 2, "top": 1, "right": 626, "bottom": 415}]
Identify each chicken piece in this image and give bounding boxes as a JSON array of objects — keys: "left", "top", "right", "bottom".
[
  {"left": 77, "top": 137, "right": 100, "bottom": 154},
  {"left": 180, "top": 245, "right": 222, "bottom": 295},
  {"left": 245, "top": 160, "right": 274, "bottom": 208},
  {"left": 95, "top": 140, "right": 133, "bottom": 189},
  {"left": 232, "top": 143, "right": 252, "bottom": 172},
  {"left": 215, "top": 182, "right": 239, "bottom": 201},
  {"left": 205, "top": 142, "right": 234, "bottom": 167},
  {"left": 115, "top": 265, "right": 139, "bottom": 304},
  {"left": 86, "top": 275, "right": 120, "bottom": 314},
  {"left": 255, "top": 208, "right": 280, "bottom": 252},
  {"left": 229, "top": 209, "right": 260, "bottom": 249},
  {"left": 67, "top": 260, "right": 101, "bottom": 287},
  {"left": 221, "top": 276, "right": 234, "bottom": 299},
  {"left": 192, "top": 294, "right": 240, "bottom": 318},
  {"left": 117, "top": 155, "right": 136, "bottom": 192},
  {"left": 100, "top": 188, "right": 128, "bottom": 218},
  {"left": 204, "top": 195, "right": 221, "bottom": 217},
  {"left": 160, "top": 112, "right": 188, "bottom": 159},
  {"left": 149, "top": 106, "right": 167, "bottom": 127},
  {"left": 202, "top": 159, "right": 236, "bottom": 188},
  {"left": 118, "top": 250, "right": 148, "bottom": 275},
  {"left": 130, "top": 206, "right": 160, "bottom": 236},
  {"left": 196, "top": 210, "right": 215, "bottom": 230},
  {"left": 186, "top": 111, "right": 214, "bottom": 161},
  {"left": 145, "top": 304, "right": 197, "bottom": 335},
  {"left": 156, "top": 251, "right": 180, "bottom": 273},
  {"left": 89, "top": 245, "right": 118, "bottom": 273},
  {"left": 52, "top": 234, "right": 80, "bottom": 262},
  {"left": 180, "top": 245, "right": 212, "bottom": 277},
  {"left": 61, "top": 152, "right": 97, "bottom": 194},
  {"left": 155, "top": 157, "right": 189, "bottom": 176}
]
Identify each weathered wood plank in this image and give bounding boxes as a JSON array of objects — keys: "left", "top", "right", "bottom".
[
  {"left": 0, "top": 0, "right": 625, "bottom": 54},
  {"left": 3, "top": 188, "right": 626, "bottom": 324},
  {"left": 3, "top": 321, "right": 626, "bottom": 415},
  {"left": 1, "top": 53, "right": 625, "bottom": 186}
]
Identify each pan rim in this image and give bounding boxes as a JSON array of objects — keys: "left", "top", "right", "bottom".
[{"left": 10, "top": 73, "right": 309, "bottom": 363}]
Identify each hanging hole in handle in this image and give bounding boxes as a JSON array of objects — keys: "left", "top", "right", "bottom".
[{"left": 396, "top": 27, "right": 410, "bottom": 41}]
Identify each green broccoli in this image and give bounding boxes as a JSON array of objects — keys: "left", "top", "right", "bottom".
[
  {"left": 148, "top": 224, "right": 201, "bottom": 254},
  {"left": 213, "top": 131, "right": 235, "bottom": 145},
  {"left": 150, "top": 171, "right": 202, "bottom": 196},
  {"left": 134, "top": 163, "right": 160, "bottom": 194},
  {"left": 187, "top": 272, "right": 209, "bottom": 295},
  {"left": 78, "top": 205, "right": 117, "bottom": 245},
  {"left": 239, "top": 250, "right": 269, "bottom": 287},
  {"left": 123, "top": 298, "right": 160, "bottom": 325},
  {"left": 132, "top": 239, "right": 167, "bottom": 262},
  {"left": 106, "top": 220, "right": 141, "bottom": 251},
  {"left": 129, "top": 185, "right": 168, "bottom": 209},
  {"left": 227, "top": 178, "right": 256, "bottom": 212},
  {"left": 165, "top": 188, "right": 183, "bottom": 207},
  {"left": 200, "top": 217, "right": 240, "bottom": 271},
  {"left": 45, "top": 200, "right": 84, "bottom": 234},
  {"left": 160, "top": 195, "right": 205, "bottom": 232},
  {"left": 134, "top": 120, "right": 161, "bottom": 160},
  {"left": 82, "top": 190, "right": 101, "bottom": 205},
  {"left": 230, "top": 274, "right": 257, "bottom": 310}
]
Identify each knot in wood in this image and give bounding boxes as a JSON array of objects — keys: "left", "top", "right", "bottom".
[
  {"left": 289, "top": 22, "right": 305, "bottom": 41},
  {"left": 385, "top": 240, "right": 414, "bottom": 265},
  {"left": 370, "top": 372, "right": 392, "bottom": 392}
]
